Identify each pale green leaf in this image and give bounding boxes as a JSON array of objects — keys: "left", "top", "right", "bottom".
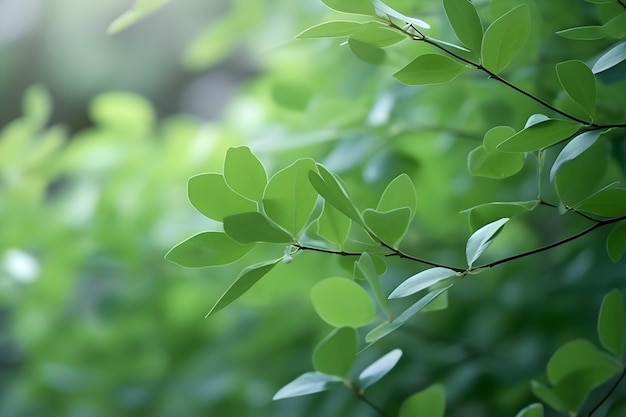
[
  {"left": 89, "top": 92, "right": 155, "bottom": 133},
  {"left": 607, "top": 221, "right": 626, "bottom": 262},
  {"left": 296, "top": 21, "right": 363, "bottom": 39},
  {"left": 497, "top": 119, "right": 582, "bottom": 152},
  {"left": 525, "top": 114, "right": 550, "bottom": 128},
  {"left": 372, "top": 0, "right": 430, "bottom": 29},
  {"left": 23, "top": 84, "right": 51, "bottom": 130},
  {"left": 317, "top": 202, "right": 352, "bottom": 247},
  {"left": 350, "top": 22, "right": 407, "bottom": 47},
  {"left": 593, "top": 41, "right": 626, "bottom": 74},
  {"left": 207, "top": 259, "right": 279, "bottom": 317},
  {"left": 188, "top": 173, "right": 256, "bottom": 221},
  {"left": 550, "top": 130, "right": 603, "bottom": 181},
  {"left": 310, "top": 277, "right": 377, "bottom": 328},
  {"left": 107, "top": 0, "right": 169, "bottom": 34},
  {"left": 273, "top": 372, "right": 343, "bottom": 400},
  {"left": 467, "top": 145, "right": 525, "bottom": 179},
  {"left": 358, "top": 349, "right": 402, "bottom": 389},
  {"left": 399, "top": 384, "right": 446, "bottom": 417},
  {"left": 271, "top": 81, "right": 313, "bottom": 111},
  {"left": 481, "top": 5, "right": 530, "bottom": 74},
  {"left": 224, "top": 146, "right": 267, "bottom": 202},
  {"left": 483, "top": 126, "right": 516, "bottom": 153},
  {"left": 394, "top": 54, "right": 469, "bottom": 85},
  {"left": 598, "top": 290, "right": 625, "bottom": 358},
  {"left": 466, "top": 217, "right": 509, "bottom": 267},
  {"left": 443, "top": 0, "right": 483, "bottom": 53},
  {"left": 263, "top": 159, "right": 317, "bottom": 235},
  {"left": 165, "top": 232, "right": 253, "bottom": 268},
  {"left": 321, "top": 0, "right": 375, "bottom": 15},
  {"left": 223, "top": 212, "right": 293, "bottom": 244},
  {"left": 556, "top": 60, "right": 597, "bottom": 116},
  {"left": 515, "top": 403, "right": 543, "bottom": 417},
  {"left": 377, "top": 173, "right": 417, "bottom": 219},
  {"left": 348, "top": 39, "right": 386, "bottom": 65},
  {"left": 313, "top": 327, "right": 357, "bottom": 378},
  {"left": 363, "top": 207, "right": 411, "bottom": 247},
  {"left": 389, "top": 267, "right": 458, "bottom": 299},
  {"left": 462, "top": 200, "right": 538, "bottom": 231}
]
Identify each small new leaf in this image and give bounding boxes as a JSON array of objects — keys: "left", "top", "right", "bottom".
[
  {"left": 358, "top": 349, "right": 402, "bottom": 389},
  {"left": 389, "top": 267, "right": 457, "bottom": 299},
  {"left": 273, "top": 372, "right": 343, "bottom": 400},
  {"left": 466, "top": 218, "right": 509, "bottom": 267},
  {"left": 550, "top": 131, "right": 602, "bottom": 181}
]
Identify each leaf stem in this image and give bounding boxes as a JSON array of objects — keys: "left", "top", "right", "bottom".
[
  {"left": 538, "top": 199, "right": 603, "bottom": 223},
  {"left": 352, "top": 388, "right": 391, "bottom": 417},
  {"left": 583, "top": 365, "right": 626, "bottom": 417}
]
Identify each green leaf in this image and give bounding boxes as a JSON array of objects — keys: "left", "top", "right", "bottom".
[
  {"left": 399, "top": 384, "right": 446, "bottom": 417},
  {"left": 89, "top": 92, "right": 155, "bottom": 133},
  {"left": 263, "top": 159, "right": 317, "bottom": 236},
  {"left": 443, "top": 0, "right": 483, "bottom": 53},
  {"left": 165, "top": 232, "right": 253, "bottom": 268},
  {"left": 557, "top": 26, "right": 605, "bottom": 41},
  {"left": 317, "top": 202, "right": 352, "bottom": 247},
  {"left": 556, "top": 61, "right": 597, "bottom": 117},
  {"left": 372, "top": 0, "right": 430, "bottom": 29},
  {"left": 273, "top": 372, "right": 343, "bottom": 400},
  {"left": 321, "top": 0, "right": 375, "bottom": 15},
  {"left": 467, "top": 145, "right": 525, "bottom": 179},
  {"left": 607, "top": 221, "right": 626, "bottom": 262},
  {"left": 363, "top": 207, "right": 411, "bottom": 247},
  {"left": 23, "top": 84, "right": 52, "bottom": 130},
  {"left": 389, "top": 267, "right": 458, "bottom": 299},
  {"left": 313, "top": 327, "right": 357, "bottom": 378},
  {"left": 348, "top": 39, "right": 386, "bottom": 65},
  {"left": 483, "top": 126, "right": 516, "bottom": 153},
  {"left": 515, "top": 403, "right": 543, "bottom": 417},
  {"left": 107, "top": 0, "right": 169, "bottom": 34},
  {"left": 466, "top": 218, "right": 509, "bottom": 267},
  {"left": 358, "top": 349, "right": 402, "bottom": 389},
  {"left": 497, "top": 119, "right": 582, "bottom": 152},
  {"left": 577, "top": 188, "right": 626, "bottom": 217},
  {"left": 310, "top": 277, "right": 377, "bottom": 328},
  {"left": 598, "top": 290, "right": 625, "bottom": 358},
  {"left": 547, "top": 339, "right": 621, "bottom": 387},
  {"left": 296, "top": 21, "right": 363, "bottom": 39},
  {"left": 603, "top": 13, "right": 626, "bottom": 39},
  {"left": 224, "top": 146, "right": 267, "bottom": 202},
  {"left": 350, "top": 22, "right": 407, "bottom": 47},
  {"left": 207, "top": 259, "right": 279, "bottom": 317},
  {"left": 377, "top": 173, "right": 417, "bottom": 219},
  {"left": 223, "top": 212, "right": 293, "bottom": 244},
  {"left": 421, "top": 290, "right": 449, "bottom": 312},
  {"left": 394, "top": 54, "right": 469, "bottom": 85},
  {"left": 309, "top": 165, "right": 364, "bottom": 226},
  {"left": 271, "top": 81, "right": 313, "bottom": 111},
  {"left": 188, "top": 174, "right": 256, "bottom": 221},
  {"left": 592, "top": 41, "right": 626, "bottom": 74},
  {"left": 481, "top": 5, "right": 530, "bottom": 74},
  {"left": 356, "top": 253, "right": 390, "bottom": 315},
  {"left": 530, "top": 381, "right": 568, "bottom": 413},
  {"left": 462, "top": 201, "right": 538, "bottom": 231},
  {"left": 366, "top": 287, "right": 451, "bottom": 343},
  {"left": 550, "top": 131, "right": 602, "bottom": 181}
]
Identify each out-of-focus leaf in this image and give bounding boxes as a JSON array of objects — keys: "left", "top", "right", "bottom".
[
  {"left": 593, "top": 41, "right": 626, "bottom": 74},
  {"left": 322, "top": 0, "right": 375, "bottom": 15},
  {"left": 224, "top": 212, "right": 293, "bottom": 244},
  {"left": 165, "top": 232, "right": 253, "bottom": 268},
  {"left": 313, "top": 327, "right": 357, "bottom": 378},
  {"left": 89, "top": 92, "right": 155, "bottom": 133},
  {"left": 297, "top": 21, "right": 362, "bottom": 39},
  {"left": 224, "top": 146, "right": 267, "bottom": 202},
  {"left": 372, "top": 0, "right": 430, "bottom": 28},
  {"left": 188, "top": 173, "right": 256, "bottom": 221},
  {"left": 531, "top": 381, "right": 568, "bottom": 413},
  {"left": 515, "top": 403, "right": 543, "bottom": 417},
  {"left": 363, "top": 207, "right": 411, "bottom": 247},
  {"left": 394, "top": 54, "right": 469, "bottom": 85},
  {"left": 271, "top": 81, "right": 313, "bottom": 111},
  {"left": 23, "top": 84, "right": 51, "bottom": 130},
  {"left": 577, "top": 188, "right": 626, "bottom": 217},
  {"left": 498, "top": 119, "right": 582, "bottom": 152},
  {"left": 603, "top": 13, "right": 626, "bottom": 39},
  {"left": 358, "top": 349, "right": 402, "bottom": 389},
  {"left": 207, "top": 259, "right": 279, "bottom": 317},
  {"left": 607, "top": 221, "right": 626, "bottom": 262},
  {"left": 273, "top": 372, "right": 344, "bottom": 400},
  {"left": 462, "top": 201, "right": 538, "bottom": 231},
  {"left": 377, "top": 173, "right": 417, "bottom": 219},
  {"left": 481, "top": 5, "right": 530, "bottom": 74},
  {"left": 466, "top": 218, "right": 509, "bottom": 267},
  {"left": 443, "top": 0, "right": 483, "bottom": 53},
  {"left": 108, "top": 0, "right": 169, "bottom": 34},
  {"left": 467, "top": 145, "right": 525, "bottom": 179},
  {"left": 399, "top": 384, "right": 446, "bottom": 417},
  {"left": 348, "top": 39, "right": 386, "bottom": 65},
  {"left": 598, "top": 290, "right": 625, "bottom": 358},
  {"left": 555, "top": 61, "right": 597, "bottom": 117},
  {"left": 310, "top": 277, "right": 377, "bottom": 327},
  {"left": 389, "top": 267, "right": 458, "bottom": 299},
  {"left": 263, "top": 159, "right": 317, "bottom": 235}
]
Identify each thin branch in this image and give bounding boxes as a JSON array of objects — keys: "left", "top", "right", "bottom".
[
  {"left": 353, "top": 389, "right": 391, "bottom": 417},
  {"left": 584, "top": 366, "right": 626, "bottom": 417},
  {"left": 618, "top": 0, "right": 626, "bottom": 10},
  {"left": 538, "top": 200, "right": 603, "bottom": 223}
]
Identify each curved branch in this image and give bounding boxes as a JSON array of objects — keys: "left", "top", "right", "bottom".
[
  {"left": 584, "top": 366, "right": 626, "bottom": 417},
  {"left": 353, "top": 389, "right": 391, "bottom": 417}
]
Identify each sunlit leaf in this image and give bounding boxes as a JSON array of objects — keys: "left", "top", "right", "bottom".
[
  {"left": 497, "top": 119, "right": 582, "bottom": 152},
  {"left": 313, "top": 327, "right": 357, "bottom": 378},
  {"left": 309, "top": 165, "right": 364, "bottom": 226},
  {"left": 466, "top": 218, "right": 509, "bottom": 267},
  {"left": 399, "top": 384, "right": 446, "bottom": 417},
  {"left": 263, "top": 159, "right": 318, "bottom": 235},
  {"left": 550, "top": 131, "right": 603, "bottom": 181},
  {"left": 607, "top": 221, "right": 626, "bottom": 262},
  {"left": 515, "top": 403, "right": 543, "bottom": 417},
  {"left": 188, "top": 173, "right": 256, "bottom": 221},
  {"left": 356, "top": 253, "right": 389, "bottom": 315},
  {"left": 89, "top": 92, "right": 155, "bottom": 133},
  {"left": 350, "top": 22, "right": 407, "bottom": 47},
  {"left": 310, "top": 277, "right": 377, "bottom": 327},
  {"left": 481, "top": 5, "right": 530, "bottom": 74},
  {"left": 224, "top": 212, "right": 293, "bottom": 244},
  {"left": 348, "top": 39, "right": 386, "bottom": 65},
  {"left": 462, "top": 201, "right": 538, "bottom": 231},
  {"left": 555, "top": 61, "right": 597, "bottom": 116},
  {"left": 592, "top": 41, "right": 626, "bottom": 74},
  {"left": 577, "top": 188, "right": 626, "bottom": 217},
  {"left": 107, "top": 0, "right": 169, "bottom": 34},
  {"left": 165, "top": 232, "right": 253, "bottom": 268},
  {"left": 273, "top": 372, "right": 343, "bottom": 400},
  {"left": 377, "top": 173, "right": 417, "bottom": 219},
  {"left": 598, "top": 290, "right": 625, "bottom": 358},
  {"left": 372, "top": 0, "right": 430, "bottom": 29},
  {"left": 467, "top": 145, "right": 525, "bottom": 179},
  {"left": 443, "top": 0, "right": 483, "bottom": 53},
  {"left": 358, "top": 349, "right": 402, "bottom": 389},
  {"left": 207, "top": 259, "right": 279, "bottom": 317},
  {"left": 363, "top": 207, "right": 411, "bottom": 247},
  {"left": 297, "top": 21, "right": 363, "bottom": 39},
  {"left": 224, "top": 146, "right": 267, "bottom": 202},
  {"left": 321, "top": 0, "right": 375, "bottom": 15},
  {"left": 394, "top": 54, "right": 469, "bottom": 85},
  {"left": 389, "top": 267, "right": 457, "bottom": 299}
]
